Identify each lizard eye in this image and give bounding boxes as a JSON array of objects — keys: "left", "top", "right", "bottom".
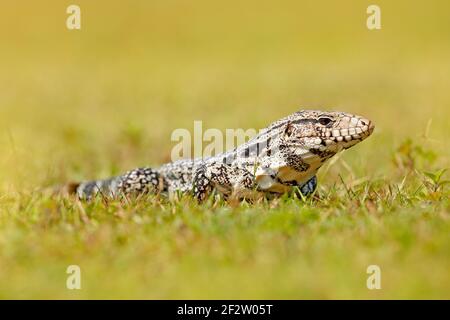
[{"left": 318, "top": 117, "right": 332, "bottom": 126}]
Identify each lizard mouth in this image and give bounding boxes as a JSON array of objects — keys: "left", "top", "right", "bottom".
[{"left": 322, "top": 120, "right": 374, "bottom": 146}]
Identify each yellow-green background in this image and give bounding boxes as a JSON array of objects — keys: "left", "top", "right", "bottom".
[{"left": 0, "top": 1, "right": 448, "bottom": 299}]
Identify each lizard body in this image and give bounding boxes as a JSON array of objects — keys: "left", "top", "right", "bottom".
[{"left": 75, "top": 110, "right": 374, "bottom": 202}]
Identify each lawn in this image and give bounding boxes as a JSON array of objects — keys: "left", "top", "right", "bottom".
[{"left": 0, "top": 0, "right": 449, "bottom": 299}]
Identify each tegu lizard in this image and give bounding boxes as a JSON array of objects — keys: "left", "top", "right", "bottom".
[{"left": 73, "top": 110, "right": 374, "bottom": 202}]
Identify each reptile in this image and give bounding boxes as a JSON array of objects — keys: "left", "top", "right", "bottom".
[{"left": 73, "top": 110, "right": 374, "bottom": 202}]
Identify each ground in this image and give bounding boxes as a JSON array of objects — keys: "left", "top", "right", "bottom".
[{"left": 0, "top": 1, "right": 449, "bottom": 299}]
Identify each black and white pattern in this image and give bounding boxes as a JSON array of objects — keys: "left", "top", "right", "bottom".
[
  {"left": 117, "top": 167, "right": 163, "bottom": 195},
  {"left": 76, "top": 110, "right": 374, "bottom": 202}
]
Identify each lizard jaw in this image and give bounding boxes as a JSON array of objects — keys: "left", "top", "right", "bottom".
[{"left": 322, "top": 118, "right": 375, "bottom": 149}]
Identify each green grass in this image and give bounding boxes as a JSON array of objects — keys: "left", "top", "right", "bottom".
[
  {"left": 0, "top": 0, "right": 449, "bottom": 299},
  {"left": 0, "top": 166, "right": 448, "bottom": 299}
]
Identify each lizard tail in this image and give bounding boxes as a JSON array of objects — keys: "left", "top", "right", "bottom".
[
  {"left": 75, "top": 167, "right": 164, "bottom": 200},
  {"left": 75, "top": 177, "right": 121, "bottom": 200}
]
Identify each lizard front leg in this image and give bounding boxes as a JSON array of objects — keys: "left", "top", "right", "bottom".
[
  {"left": 192, "top": 163, "right": 255, "bottom": 202},
  {"left": 297, "top": 175, "right": 317, "bottom": 198}
]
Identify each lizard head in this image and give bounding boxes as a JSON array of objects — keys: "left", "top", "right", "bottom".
[
  {"left": 279, "top": 110, "right": 375, "bottom": 162},
  {"left": 247, "top": 109, "right": 374, "bottom": 191}
]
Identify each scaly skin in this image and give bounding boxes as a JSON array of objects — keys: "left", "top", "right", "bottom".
[{"left": 75, "top": 110, "right": 375, "bottom": 202}]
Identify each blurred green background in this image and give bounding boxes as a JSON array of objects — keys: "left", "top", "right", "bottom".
[{"left": 0, "top": 0, "right": 449, "bottom": 299}]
